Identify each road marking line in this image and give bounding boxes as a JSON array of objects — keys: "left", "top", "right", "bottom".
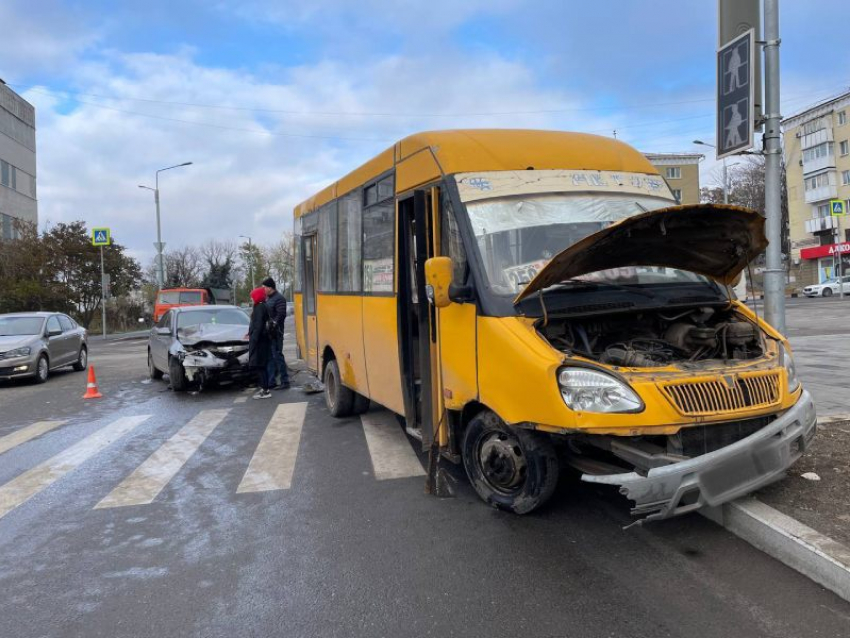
[
  {"left": 237, "top": 402, "right": 307, "bottom": 493},
  {"left": 360, "top": 410, "right": 425, "bottom": 480},
  {"left": 95, "top": 409, "right": 229, "bottom": 509},
  {"left": 233, "top": 396, "right": 248, "bottom": 404},
  {"left": 0, "top": 415, "right": 151, "bottom": 520},
  {"left": 0, "top": 420, "right": 67, "bottom": 456},
  {"left": 242, "top": 388, "right": 254, "bottom": 395}
]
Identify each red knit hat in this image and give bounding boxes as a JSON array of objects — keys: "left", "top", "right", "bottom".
[{"left": 250, "top": 287, "right": 267, "bottom": 304}]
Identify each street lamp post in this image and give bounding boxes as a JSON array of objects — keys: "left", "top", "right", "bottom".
[
  {"left": 694, "top": 140, "right": 728, "bottom": 204},
  {"left": 138, "top": 161, "right": 192, "bottom": 288},
  {"left": 240, "top": 235, "right": 255, "bottom": 290}
]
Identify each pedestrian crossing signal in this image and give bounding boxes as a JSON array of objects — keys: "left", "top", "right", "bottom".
[
  {"left": 830, "top": 200, "right": 846, "bottom": 217},
  {"left": 91, "top": 228, "right": 111, "bottom": 246}
]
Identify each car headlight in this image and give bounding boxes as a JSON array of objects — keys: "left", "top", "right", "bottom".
[
  {"left": 557, "top": 368, "right": 644, "bottom": 413},
  {"left": 5, "top": 347, "right": 32, "bottom": 358},
  {"left": 779, "top": 343, "right": 800, "bottom": 392}
]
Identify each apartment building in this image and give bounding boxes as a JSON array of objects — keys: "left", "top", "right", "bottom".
[
  {"left": 0, "top": 80, "right": 38, "bottom": 240},
  {"left": 784, "top": 90, "right": 850, "bottom": 287},
  {"left": 644, "top": 153, "right": 703, "bottom": 204}
]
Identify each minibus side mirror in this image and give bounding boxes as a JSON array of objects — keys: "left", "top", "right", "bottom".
[{"left": 424, "top": 257, "right": 453, "bottom": 308}]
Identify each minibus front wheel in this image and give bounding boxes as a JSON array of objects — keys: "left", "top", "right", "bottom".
[{"left": 462, "top": 411, "right": 559, "bottom": 514}]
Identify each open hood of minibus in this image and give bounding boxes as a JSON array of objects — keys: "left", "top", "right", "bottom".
[{"left": 513, "top": 204, "right": 767, "bottom": 304}]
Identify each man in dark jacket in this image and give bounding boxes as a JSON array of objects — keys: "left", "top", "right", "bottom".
[
  {"left": 248, "top": 287, "right": 273, "bottom": 399},
  {"left": 262, "top": 276, "right": 290, "bottom": 389}
]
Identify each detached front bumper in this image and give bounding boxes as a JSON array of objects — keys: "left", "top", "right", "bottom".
[{"left": 582, "top": 390, "right": 817, "bottom": 523}]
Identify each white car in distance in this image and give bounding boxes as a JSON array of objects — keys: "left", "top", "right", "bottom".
[{"left": 803, "top": 276, "right": 850, "bottom": 297}]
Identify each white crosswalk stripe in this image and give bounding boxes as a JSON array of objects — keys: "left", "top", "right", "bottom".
[
  {"left": 0, "top": 420, "right": 67, "bottom": 456},
  {"left": 360, "top": 410, "right": 425, "bottom": 480},
  {"left": 237, "top": 402, "right": 307, "bottom": 493},
  {"left": 0, "top": 415, "right": 151, "bottom": 520},
  {"left": 95, "top": 409, "right": 229, "bottom": 509}
]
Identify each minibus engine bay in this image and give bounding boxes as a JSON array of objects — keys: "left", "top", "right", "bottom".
[{"left": 540, "top": 306, "right": 764, "bottom": 367}]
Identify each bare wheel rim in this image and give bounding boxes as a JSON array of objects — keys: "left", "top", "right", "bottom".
[
  {"left": 476, "top": 430, "right": 528, "bottom": 495},
  {"left": 38, "top": 357, "right": 48, "bottom": 381}
]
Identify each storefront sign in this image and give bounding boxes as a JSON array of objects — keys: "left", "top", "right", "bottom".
[{"left": 800, "top": 242, "right": 850, "bottom": 260}]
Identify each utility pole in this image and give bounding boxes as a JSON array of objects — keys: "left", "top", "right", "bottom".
[{"left": 762, "top": 0, "right": 786, "bottom": 333}]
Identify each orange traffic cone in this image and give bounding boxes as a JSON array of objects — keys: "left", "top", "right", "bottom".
[{"left": 82, "top": 366, "right": 103, "bottom": 399}]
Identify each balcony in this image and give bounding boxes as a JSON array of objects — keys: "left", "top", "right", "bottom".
[
  {"left": 805, "top": 216, "right": 838, "bottom": 234},
  {"left": 801, "top": 127, "right": 834, "bottom": 150},
  {"left": 803, "top": 153, "right": 837, "bottom": 175},
  {"left": 804, "top": 183, "right": 838, "bottom": 204}
]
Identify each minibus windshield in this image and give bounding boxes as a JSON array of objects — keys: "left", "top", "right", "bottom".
[{"left": 464, "top": 192, "right": 711, "bottom": 296}]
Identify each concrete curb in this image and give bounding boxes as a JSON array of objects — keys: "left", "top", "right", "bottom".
[{"left": 702, "top": 497, "right": 850, "bottom": 602}]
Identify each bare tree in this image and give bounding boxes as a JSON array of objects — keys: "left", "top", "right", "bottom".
[
  {"left": 162, "top": 246, "right": 204, "bottom": 288},
  {"left": 200, "top": 239, "right": 237, "bottom": 267}
]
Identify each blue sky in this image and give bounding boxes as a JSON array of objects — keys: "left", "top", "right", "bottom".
[{"left": 1, "top": 0, "right": 849, "bottom": 263}]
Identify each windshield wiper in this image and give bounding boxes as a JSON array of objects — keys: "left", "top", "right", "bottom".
[{"left": 541, "top": 279, "right": 661, "bottom": 300}]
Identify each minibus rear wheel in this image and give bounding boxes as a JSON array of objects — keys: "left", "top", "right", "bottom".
[
  {"left": 324, "top": 358, "right": 355, "bottom": 417},
  {"left": 462, "top": 411, "right": 559, "bottom": 514}
]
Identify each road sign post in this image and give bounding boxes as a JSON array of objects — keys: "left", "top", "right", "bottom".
[
  {"left": 717, "top": 29, "right": 755, "bottom": 159},
  {"left": 831, "top": 200, "right": 847, "bottom": 299},
  {"left": 92, "top": 228, "right": 112, "bottom": 337}
]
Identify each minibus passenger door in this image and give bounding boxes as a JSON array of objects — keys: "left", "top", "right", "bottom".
[{"left": 302, "top": 234, "right": 320, "bottom": 372}]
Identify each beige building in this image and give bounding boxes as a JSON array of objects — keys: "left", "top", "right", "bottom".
[
  {"left": 644, "top": 153, "right": 703, "bottom": 204},
  {"left": 0, "top": 80, "right": 37, "bottom": 240},
  {"left": 784, "top": 90, "right": 850, "bottom": 287}
]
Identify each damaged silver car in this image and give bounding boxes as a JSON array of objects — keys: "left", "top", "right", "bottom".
[{"left": 147, "top": 306, "right": 251, "bottom": 391}]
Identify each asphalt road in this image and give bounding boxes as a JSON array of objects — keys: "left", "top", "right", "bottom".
[{"left": 1, "top": 311, "right": 849, "bottom": 638}]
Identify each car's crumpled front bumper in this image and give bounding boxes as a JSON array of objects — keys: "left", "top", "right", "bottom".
[
  {"left": 181, "top": 351, "right": 250, "bottom": 382},
  {"left": 582, "top": 390, "right": 817, "bottom": 523}
]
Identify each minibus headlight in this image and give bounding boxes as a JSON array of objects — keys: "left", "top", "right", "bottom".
[
  {"left": 779, "top": 343, "right": 800, "bottom": 392},
  {"left": 557, "top": 368, "right": 643, "bottom": 413}
]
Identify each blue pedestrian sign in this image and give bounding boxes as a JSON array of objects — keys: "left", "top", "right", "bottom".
[
  {"left": 91, "top": 227, "right": 111, "bottom": 246},
  {"left": 830, "top": 200, "right": 846, "bottom": 217}
]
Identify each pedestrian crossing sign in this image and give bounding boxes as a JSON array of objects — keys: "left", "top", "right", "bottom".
[
  {"left": 830, "top": 200, "right": 846, "bottom": 217},
  {"left": 92, "top": 227, "right": 111, "bottom": 246}
]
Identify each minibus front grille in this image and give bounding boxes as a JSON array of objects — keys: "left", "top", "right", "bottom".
[{"left": 661, "top": 371, "right": 781, "bottom": 416}]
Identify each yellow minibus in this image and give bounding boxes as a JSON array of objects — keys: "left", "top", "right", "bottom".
[{"left": 293, "top": 130, "right": 815, "bottom": 522}]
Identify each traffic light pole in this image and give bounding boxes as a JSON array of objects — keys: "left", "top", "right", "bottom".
[{"left": 762, "top": 0, "right": 786, "bottom": 334}]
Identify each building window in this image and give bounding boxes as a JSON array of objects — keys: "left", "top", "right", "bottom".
[
  {"left": 841, "top": 140, "right": 849, "bottom": 156},
  {"left": 665, "top": 167, "right": 681, "bottom": 179},
  {"left": 802, "top": 141, "right": 834, "bottom": 162},
  {"left": 840, "top": 111, "right": 847, "bottom": 126},
  {"left": 843, "top": 170, "right": 850, "bottom": 186},
  {"left": 816, "top": 203, "right": 830, "bottom": 218},
  {"left": 805, "top": 172, "right": 835, "bottom": 191},
  {"left": 671, "top": 189, "right": 682, "bottom": 202},
  {"left": 0, "top": 160, "right": 8, "bottom": 187},
  {"left": 802, "top": 118, "right": 827, "bottom": 135}
]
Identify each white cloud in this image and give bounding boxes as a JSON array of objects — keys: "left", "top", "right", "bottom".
[{"left": 29, "top": 47, "right": 625, "bottom": 266}]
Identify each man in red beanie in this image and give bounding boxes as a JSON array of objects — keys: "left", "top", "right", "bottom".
[{"left": 248, "top": 287, "right": 273, "bottom": 399}]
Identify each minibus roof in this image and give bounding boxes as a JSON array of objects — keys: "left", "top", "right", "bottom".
[{"left": 294, "top": 129, "right": 660, "bottom": 218}]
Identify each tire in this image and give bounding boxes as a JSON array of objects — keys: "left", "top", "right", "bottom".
[
  {"left": 352, "top": 392, "right": 371, "bottom": 415},
  {"left": 324, "top": 358, "right": 355, "bottom": 417},
  {"left": 462, "top": 410, "right": 559, "bottom": 515},
  {"left": 169, "top": 357, "right": 188, "bottom": 392},
  {"left": 148, "top": 350, "right": 163, "bottom": 380},
  {"left": 34, "top": 354, "right": 49, "bottom": 384},
  {"left": 823, "top": 288, "right": 833, "bottom": 297},
  {"left": 72, "top": 346, "right": 88, "bottom": 372}
]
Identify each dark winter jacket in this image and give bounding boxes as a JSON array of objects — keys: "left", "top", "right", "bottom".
[
  {"left": 266, "top": 290, "right": 287, "bottom": 332},
  {"left": 248, "top": 301, "right": 272, "bottom": 368}
]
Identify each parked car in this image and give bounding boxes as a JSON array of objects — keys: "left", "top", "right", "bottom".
[
  {"left": 0, "top": 312, "right": 88, "bottom": 384},
  {"left": 802, "top": 276, "right": 850, "bottom": 297},
  {"left": 147, "top": 305, "right": 251, "bottom": 391}
]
